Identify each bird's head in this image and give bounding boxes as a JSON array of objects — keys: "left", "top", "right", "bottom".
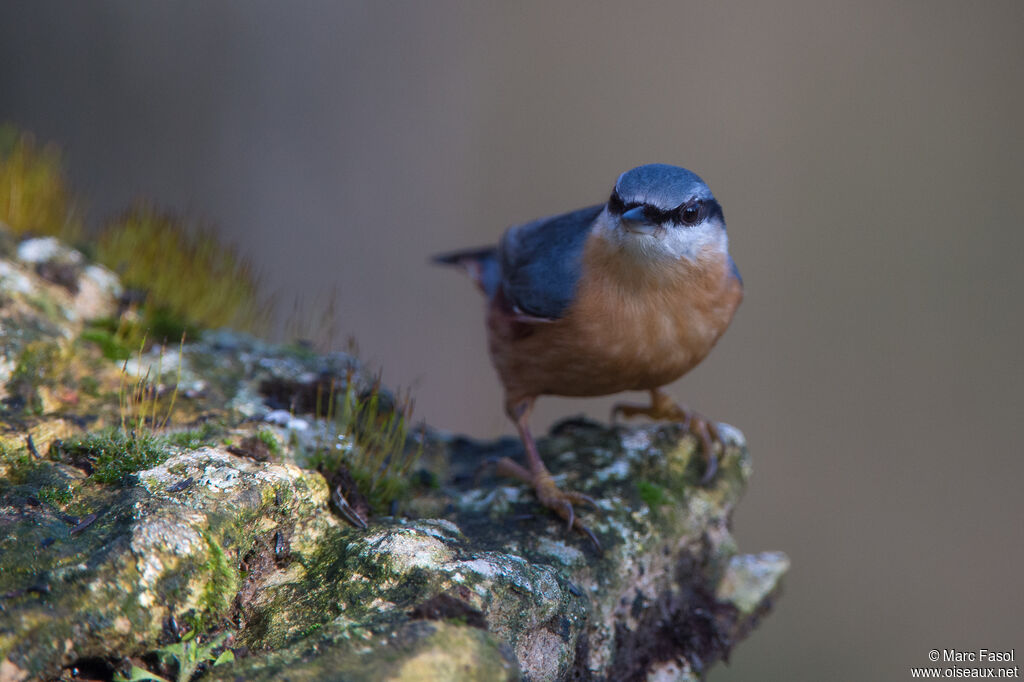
[{"left": 597, "top": 164, "right": 727, "bottom": 263}]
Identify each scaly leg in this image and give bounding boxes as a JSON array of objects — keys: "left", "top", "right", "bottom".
[
  {"left": 493, "top": 398, "right": 601, "bottom": 550},
  {"left": 611, "top": 388, "right": 722, "bottom": 484}
]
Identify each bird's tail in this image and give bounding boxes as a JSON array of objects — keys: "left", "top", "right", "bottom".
[{"left": 432, "top": 246, "right": 500, "bottom": 298}]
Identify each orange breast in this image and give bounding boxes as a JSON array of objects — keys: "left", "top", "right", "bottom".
[{"left": 487, "top": 234, "right": 742, "bottom": 406}]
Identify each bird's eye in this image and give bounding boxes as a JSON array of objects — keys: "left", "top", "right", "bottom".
[{"left": 679, "top": 201, "right": 703, "bottom": 225}]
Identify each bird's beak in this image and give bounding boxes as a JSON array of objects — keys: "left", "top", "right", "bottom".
[{"left": 620, "top": 207, "right": 658, "bottom": 235}]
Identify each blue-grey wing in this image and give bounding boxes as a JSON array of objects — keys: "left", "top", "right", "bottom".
[{"left": 498, "top": 204, "right": 603, "bottom": 320}]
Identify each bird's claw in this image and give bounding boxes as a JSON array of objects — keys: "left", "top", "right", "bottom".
[
  {"left": 579, "top": 524, "right": 602, "bottom": 553},
  {"left": 561, "top": 500, "right": 574, "bottom": 531},
  {"left": 685, "top": 414, "right": 720, "bottom": 485},
  {"left": 490, "top": 442, "right": 602, "bottom": 549},
  {"left": 532, "top": 472, "right": 602, "bottom": 552}
]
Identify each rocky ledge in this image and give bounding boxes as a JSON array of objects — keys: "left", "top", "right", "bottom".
[{"left": 0, "top": 229, "right": 787, "bottom": 681}]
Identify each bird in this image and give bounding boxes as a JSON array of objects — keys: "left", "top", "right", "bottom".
[{"left": 434, "top": 164, "right": 743, "bottom": 547}]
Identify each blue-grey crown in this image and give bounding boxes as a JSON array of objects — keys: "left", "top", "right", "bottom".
[{"left": 614, "top": 164, "right": 714, "bottom": 211}]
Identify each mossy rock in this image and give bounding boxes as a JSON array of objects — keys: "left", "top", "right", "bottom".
[
  {"left": 2, "top": 422, "right": 787, "bottom": 681},
  {"left": 0, "top": 224, "right": 787, "bottom": 681}
]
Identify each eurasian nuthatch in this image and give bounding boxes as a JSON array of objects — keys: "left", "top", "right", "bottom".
[{"left": 435, "top": 164, "right": 742, "bottom": 547}]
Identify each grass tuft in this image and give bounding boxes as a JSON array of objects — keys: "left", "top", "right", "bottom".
[
  {"left": 95, "top": 203, "right": 265, "bottom": 341},
  {"left": 0, "top": 125, "right": 82, "bottom": 241},
  {"left": 61, "top": 341, "right": 187, "bottom": 484},
  {"left": 311, "top": 373, "right": 422, "bottom": 515},
  {"left": 63, "top": 427, "right": 171, "bottom": 484}
]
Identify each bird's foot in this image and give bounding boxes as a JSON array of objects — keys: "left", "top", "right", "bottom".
[
  {"left": 611, "top": 392, "right": 722, "bottom": 485},
  {"left": 493, "top": 456, "right": 602, "bottom": 551}
]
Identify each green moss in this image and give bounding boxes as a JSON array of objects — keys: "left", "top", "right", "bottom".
[
  {"left": 62, "top": 428, "right": 172, "bottom": 484},
  {"left": 117, "top": 631, "right": 235, "bottom": 682},
  {"left": 200, "top": 531, "right": 237, "bottom": 617},
  {"left": 165, "top": 423, "right": 218, "bottom": 450},
  {"left": 80, "top": 324, "right": 134, "bottom": 361},
  {"left": 298, "top": 622, "right": 323, "bottom": 639},
  {"left": 0, "top": 127, "right": 82, "bottom": 241},
  {"left": 148, "top": 307, "right": 201, "bottom": 347},
  {"left": 0, "top": 442, "right": 37, "bottom": 484},
  {"left": 636, "top": 479, "right": 670, "bottom": 508},
  {"left": 256, "top": 429, "right": 282, "bottom": 457},
  {"left": 37, "top": 482, "right": 73, "bottom": 506},
  {"left": 95, "top": 204, "right": 266, "bottom": 341}
]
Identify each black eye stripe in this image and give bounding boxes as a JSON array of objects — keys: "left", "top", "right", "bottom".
[
  {"left": 645, "top": 206, "right": 672, "bottom": 223},
  {"left": 609, "top": 193, "right": 723, "bottom": 226},
  {"left": 608, "top": 190, "right": 626, "bottom": 215}
]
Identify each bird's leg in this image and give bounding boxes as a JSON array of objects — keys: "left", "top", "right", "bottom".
[
  {"left": 611, "top": 388, "right": 722, "bottom": 484},
  {"left": 493, "top": 398, "right": 601, "bottom": 550}
]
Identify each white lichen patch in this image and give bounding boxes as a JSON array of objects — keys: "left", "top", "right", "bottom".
[
  {"left": 594, "top": 447, "right": 620, "bottom": 467},
  {"left": 264, "top": 409, "right": 310, "bottom": 432},
  {"left": 683, "top": 494, "right": 716, "bottom": 527},
  {"left": 123, "top": 348, "right": 181, "bottom": 380},
  {"left": 227, "top": 384, "right": 268, "bottom": 418},
  {"left": 619, "top": 428, "right": 653, "bottom": 453},
  {"left": 0, "top": 260, "right": 33, "bottom": 294},
  {"left": 457, "top": 485, "right": 522, "bottom": 514},
  {"left": 366, "top": 529, "right": 455, "bottom": 573},
  {"left": 715, "top": 551, "right": 790, "bottom": 615},
  {"left": 593, "top": 458, "right": 631, "bottom": 482},
  {"left": 139, "top": 448, "right": 298, "bottom": 496},
  {"left": 525, "top": 566, "right": 565, "bottom": 617},
  {"left": 81, "top": 263, "right": 120, "bottom": 294},
  {"left": 254, "top": 353, "right": 307, "bottom": 378},
  {"left": 253, "top": 461, "right": 305, "bottom": 487},
  {"left": 554, "top": 449, "right": 578, "bottom": 465},
  {"left": 589, "top": 501, "right": 638, "bottom": 547},
  {"left": 454, "top": 553, "right": 564, "bottom": 609},
  {"left": 410, "top": 518, "right": 464, "bottom": 542},
  {"left": 0, "top": 356, "right": 15, "bottom": 385},
  {"left": 201, "top": 462, "right": 241, "bottom": 492},
  {"left": 715, "top": 422, "right": 746, "bottom": 448},
  {"left": 533, "top": 536, "right": 585, "bottom": 567},
  {"left": 130, "top": 513, "right": 207, "bottom": 560},
  {"left": 16, "top": 236, "right": 82, "bottom": 264},
  {"left": 594, "top": 495, "right": 623, "bottom": 513},
  {"left": 129, "top": 513, "right": 206, "bottom": 606},
  {"left": 647, "top": 658, "right": 698, "bottom": 682},
  {"left": 455, "top": 557, "right": 502, "bottom": 580}
]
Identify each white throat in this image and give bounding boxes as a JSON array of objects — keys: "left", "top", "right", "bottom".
[{"left": 593, "top": 209, "right": 728, "bottom": 264}]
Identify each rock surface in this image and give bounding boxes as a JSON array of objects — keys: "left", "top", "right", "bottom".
[{"left": 0, "top": 225, "right": 788, "bottom": 681}]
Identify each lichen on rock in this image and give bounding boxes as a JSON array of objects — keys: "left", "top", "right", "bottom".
[{"left": 0, "top": 224, "right": 787, "bottom": 681}]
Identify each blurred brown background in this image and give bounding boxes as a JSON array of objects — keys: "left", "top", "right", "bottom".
[{"left": 2, "top": 2, "right": 1022, "bottom": 679}]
